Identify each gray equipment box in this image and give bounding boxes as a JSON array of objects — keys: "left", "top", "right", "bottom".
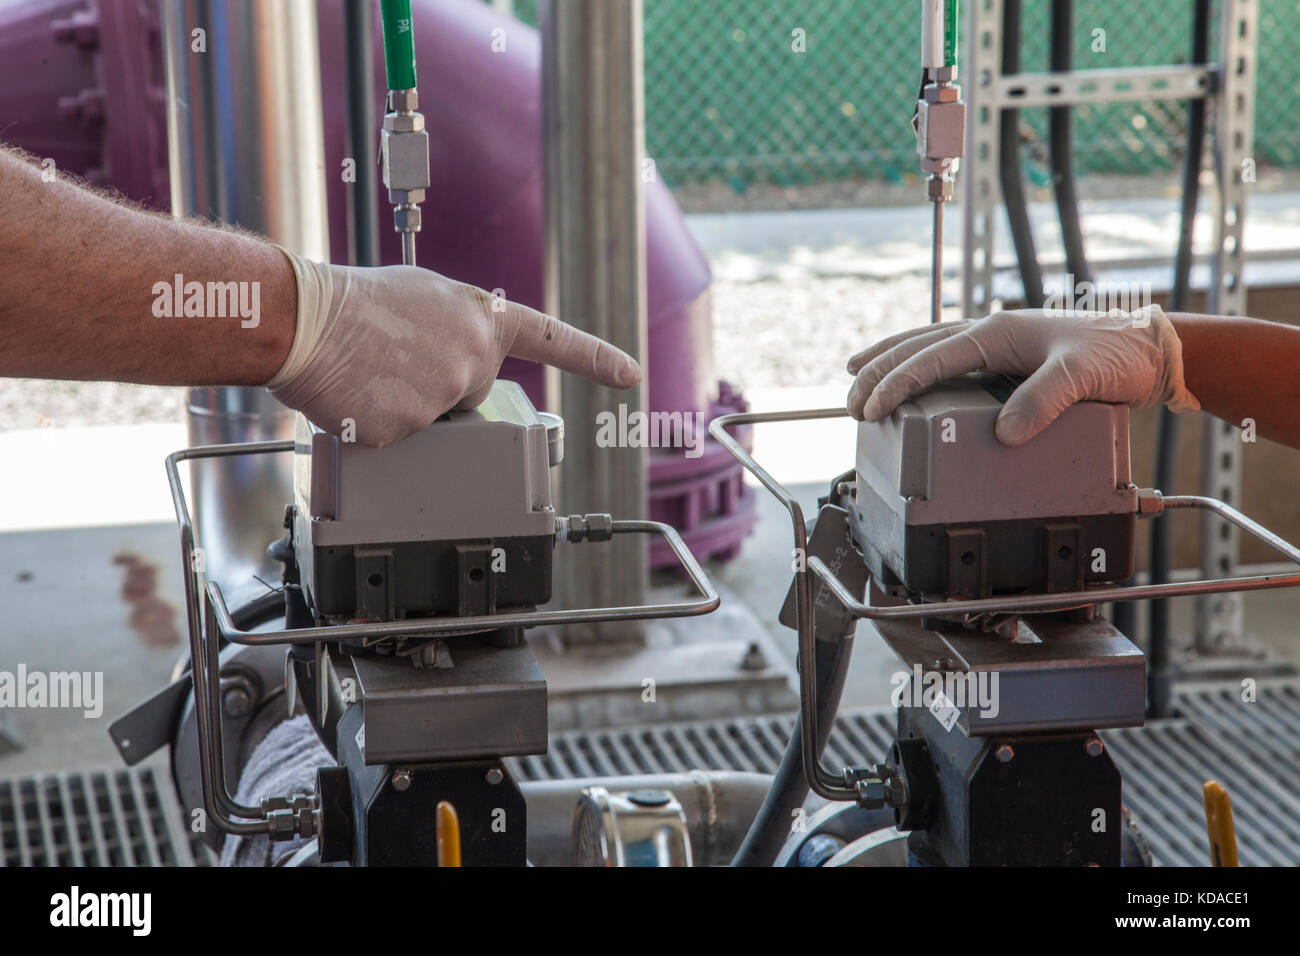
[
  {"left": 292, "top": 381, "right": 557, "bottom": 622},
  {"left": 850, "top": 374, "right": 1137, "bottom": 599}
]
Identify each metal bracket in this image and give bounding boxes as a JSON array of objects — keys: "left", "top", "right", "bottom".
[{"left": 1197, "top": 0, "right": 1259, "bottom": 656}]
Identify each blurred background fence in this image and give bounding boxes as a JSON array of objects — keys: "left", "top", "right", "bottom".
[{"left": 496, "top": 0, "right": 1300, "bottom": 193}]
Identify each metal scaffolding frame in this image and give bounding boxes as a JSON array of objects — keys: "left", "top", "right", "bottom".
[{"left": 960, "top": 0, "right": 1260, "bottom": 656}]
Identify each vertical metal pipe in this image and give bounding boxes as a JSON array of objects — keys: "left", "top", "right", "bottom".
[
  {"left": 930, "top": 199, "right": 943, "bottom": 323},
  {"left": 342, "top": 0, "right": 380, "bottom": 267},
  {"left": 161, "top": 0, "right": 198, "bottom": 218},
  {"left": 161, "top": 0, "right": 331, "bottom": 610},
  {"left": 541, "top": 0, "right": 649, "bottom": 643}
]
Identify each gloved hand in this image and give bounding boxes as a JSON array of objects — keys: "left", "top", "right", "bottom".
[
  {"left": 845, "top": 305, "right": 1200, "bottom": 446},
  {"left": 267, "top": 247, "right": 641, "bottom": 447}
]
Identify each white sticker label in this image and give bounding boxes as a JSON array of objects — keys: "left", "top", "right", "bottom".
[{"left": 930, "top": 691, "right": 959, "bottom": 732}]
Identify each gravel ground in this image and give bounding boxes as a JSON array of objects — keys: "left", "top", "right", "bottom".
[
  {"left": 709, "top": 271, "right": 940, "bottom": 393},
  {"left": 0, "top": 379, "right": 185, "bottom": 431}
]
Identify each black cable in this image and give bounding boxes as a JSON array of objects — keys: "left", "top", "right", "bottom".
[
  {"left": 731, "top": 634, "right": 855, "bottom": 867},
  {"left": 343, "top": 0, "right": 381, "bottom": 267},
  {"left": 999, "top": 0, "right": 1044, "bottom": 307},
  {"left": 1049, "top": 0, "right": 1091, "bottom": 287},
  {"left": 229, "top": 590, "right": 287, "bottom": 631},
  {"left": 1148, "top": 0, "right": 1212, "bottom": 718}
]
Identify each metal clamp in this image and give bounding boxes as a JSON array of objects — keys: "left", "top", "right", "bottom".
[
  {"left": 709, "top": 407, "right": 1300, "bottom": 801},
  {"left": 166, "top": 440, "right": 719, "bottom": 834}
]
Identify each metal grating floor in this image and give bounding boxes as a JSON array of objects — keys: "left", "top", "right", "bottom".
[
  {"left": 510, "top": 681, "right": 1300, "bottom": 867},
  {"left": 0, "top": 764, "right": 195, "bottom": 867},
  {"left": 2, "top": 684, "right": 1294, "bottom": 866}
]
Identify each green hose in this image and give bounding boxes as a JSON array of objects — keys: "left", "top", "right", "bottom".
[
  {"left": 944, "top": 0, "right": 959, "bottom": 67},
  {"left": 379, "top": 0, "right": 417, "bottom": 91}
]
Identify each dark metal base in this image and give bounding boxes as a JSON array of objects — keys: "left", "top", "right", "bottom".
[
  {"left": 896, "top": 705, "right": 1122, "bottom": 866},
  {"left": 307, "top": 534, "right": 554, "bottom": 622},
  {"left": 331, "top": 705, "right": 527, "bottom": 866},
  {"left": 850, "top": 479, "right": 1136, "bottom": 599}
]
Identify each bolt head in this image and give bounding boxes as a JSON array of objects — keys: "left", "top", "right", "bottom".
[
  {"left": 860, "top": 779, "right": 888, "bottom": 804},
  {"left": 221, "top": 686, "right": 252, "bottom": 718},
  {"left": 1086, "top": 737, "right": 1104, "bottom": 757},
  {"left": 391, "top": 769, "right": 412, "bottom": 792},
  {"left": 485, "top": 767, "right": 504, "bottom": 786},
  {"left": 995, "top": 744, "right": 1015, "bottom": 763}
]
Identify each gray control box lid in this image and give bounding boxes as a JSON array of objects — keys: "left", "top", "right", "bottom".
[
  {"left": 295, "top": 380, "right": 555, "bottom": 547},
  {"left": 855, "top": 375, "right": 1136, "bottom": 527}
]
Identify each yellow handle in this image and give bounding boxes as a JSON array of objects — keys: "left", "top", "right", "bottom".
[
  {"left": 1203, "top": 780, "right": 1239, "bottom": 867},
  {"left": 436, "top": 800, "right": 461, "bottom": 868}
]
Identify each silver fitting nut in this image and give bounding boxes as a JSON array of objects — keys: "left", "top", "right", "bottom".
[
  {"left": 924, "top": 84, "right": 961, "bottom": 103},
  {"left": 584, "top": 513, "right": 614, "bottom": 542},
  {"left": 387, "top": 88, "right": 419, "bottom": 113},
  {"left": 266, "top": 809, "right": 298, "bottom": 842},
  {"left": 383, "top": 110, "right": 426, "bottom": 134},
  {"left": 560, "top": 514, "right": 614, "bottom": 543},
  {"left": 926, "top": 65, "right": 957, "bottom": 83},
  {"left": 562, "top": 514, "right": 587, "bottom": 542},
  {"left": 1137, "top": 488, "right": 1165, "bottom": 518},
  {"left": 926, "top": 177, "right": 955, "bottom": 202},
  {"left": 393, "top": 204, "right": 422, "bottom": 233}
]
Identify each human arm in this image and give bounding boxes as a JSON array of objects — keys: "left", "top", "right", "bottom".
[{"left": 0, "top": 145, "right": 641, "bottom": 447}]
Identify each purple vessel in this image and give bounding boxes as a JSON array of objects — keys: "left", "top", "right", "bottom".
[{"left": 0, "top": 0, "right": 756, "bottom": 565}]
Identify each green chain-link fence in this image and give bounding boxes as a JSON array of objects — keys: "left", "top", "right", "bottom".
[{"left": 502, "top": 0, "right": 1300, "bottom": 191}]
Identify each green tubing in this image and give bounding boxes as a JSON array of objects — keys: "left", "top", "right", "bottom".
[
  {"left": 379, "top": 0, "right": 417, "bottom": 91},
  {"left": 944, "top": 0, "right": 959, "bottom": 67}
]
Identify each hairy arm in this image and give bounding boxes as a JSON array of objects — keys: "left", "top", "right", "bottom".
[
  {"left": 1170, "top": 313, "right": 1300, "bottom": 449},
  {"left": 0, "top": 146, "right": 294, "bottom": 386}
]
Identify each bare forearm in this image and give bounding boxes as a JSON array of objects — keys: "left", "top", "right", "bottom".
[
  {"left": 1170, "top": 312, "right": 1300, "bottom": 449},
  {"left": 0, "top": 147, "right": 293, "bottom": 386}
]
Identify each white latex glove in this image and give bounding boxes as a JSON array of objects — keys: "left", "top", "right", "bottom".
[
  {"left": 845, "top": 305, "right": 1200, "bottom": 446},
  {"left": 266, "top": 247, "right": 640, "bottom": 447}
]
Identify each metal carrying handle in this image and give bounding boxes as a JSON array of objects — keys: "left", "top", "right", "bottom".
[
  {"left": 709, "top": 408, "right": 1300, "bottom": 802},
  {"left": 166, "top": 440, "right": 719, "bottom": 834}
]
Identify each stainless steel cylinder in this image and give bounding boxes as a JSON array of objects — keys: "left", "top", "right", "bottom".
[
  {"left": 540, "top": 0, "right": 649, "bottom": 643},
  {"left": 161, "top": 0, "right": 331, "bottom": 609}
]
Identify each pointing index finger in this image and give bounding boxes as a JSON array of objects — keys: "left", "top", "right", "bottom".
[{"left": 504, "top": 300, "right": 641, "bottom": 389}]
